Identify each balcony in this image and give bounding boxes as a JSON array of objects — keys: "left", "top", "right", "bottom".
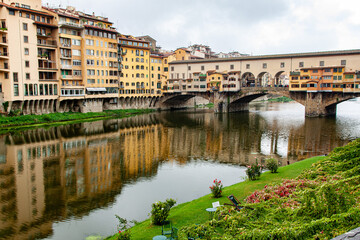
[
  {"left": 0, "top": 37, "right": 7, "bottom": 46},
  {"left": 199, "top": 74, "right": 207, "bottom": 78},
  {"left": 59, "top": 21, "right": 84, "bottom": 29},
  {"left": 0, "top": 27, "right": 7, "bottom": 33},
  {"left": 37, "top": 39, "right": 57, "bottom": 48},
  {"left": 0, "top": 52, "right": 8, "bottom": 59},
  {"left": 61, "top": 64, "right": 72, "bottom": 69},
  {"left": 37, "top": 32, "right": 51, "bottom": 38},
  {"left": 60, "top": 54, "right": 72, "bottom": 59},
  {"left": 38, "top": 61, "right": 57, "bottom": 71},
  {"left": 60, "top": 43, "right": 71, "bottom": 48},
  {"left": 0, "top": 63, "right": 9, "bottom": 72}
]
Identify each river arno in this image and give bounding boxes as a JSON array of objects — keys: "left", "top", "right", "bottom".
[{"left": 0, "top": 100, "right": 359, "bottom": 240}]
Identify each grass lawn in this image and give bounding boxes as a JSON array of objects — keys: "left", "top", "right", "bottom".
[{"left": 106, "top": 156, "right": 324, "bottom": 240}]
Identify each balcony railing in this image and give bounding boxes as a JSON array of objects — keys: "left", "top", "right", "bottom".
[
  {"left": 0, "top": 52, "right": 8, "bottom": 57},
  {"left": 37, "top": 39, "right": 57, "bottom": 47},
  {"left": 61, "top": 43, "right": 71, "bottom": 48},
  {"left": 61, "top": 65, "right": 72, "bottom": 69},
  {"left": 61, "top": 54, "right": 72, "bottom": 58},
  {"left": 59, "top": 21, "right": 83, "bottom": 29}
]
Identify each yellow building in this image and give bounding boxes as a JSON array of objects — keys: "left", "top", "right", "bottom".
[
  {"left": 118, "top": 35, "right": 151, "bottom": 97},
  {"left": 80, "top": 13, "right": 119, "bottom": 110},
  {"left": 150, "top": 54, "right": 164, "bottom": 96}
]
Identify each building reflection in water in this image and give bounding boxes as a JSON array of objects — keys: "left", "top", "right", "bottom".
[{"left": 0, "top": 111, "right": 354, "bottom": 239}]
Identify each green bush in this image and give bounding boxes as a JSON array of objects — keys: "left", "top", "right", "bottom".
[
  {"left": 246, "top": 160, "right": 263, "bottom": 181},
  {"left": 266, "top": 158, "right": 278, "bottom": 173},
  {"left": 151, "top": 198, "right": 176, "bottom": 225}
]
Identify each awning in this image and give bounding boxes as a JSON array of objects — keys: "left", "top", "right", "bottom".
[{"left": 86, "top": 88, "right": 107, "bottom": 92}]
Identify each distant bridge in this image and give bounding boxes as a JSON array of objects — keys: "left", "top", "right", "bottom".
[{"left": 156, "top": 87, "right": 360, "bottom": 117}]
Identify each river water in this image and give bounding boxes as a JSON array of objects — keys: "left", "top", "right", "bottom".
[{"left": 0, "top": 100, "right": 360, "bottom": 240}]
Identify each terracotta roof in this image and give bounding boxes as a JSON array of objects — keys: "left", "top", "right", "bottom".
[
  {"left": 78, "top": 14, "right": 112, "bottom": 24},
  {"left": 84, "top": 24, "right": 118, "bottom": 33},
  {"left": 0, "top": 3, "right": 54, "bottom": 17},
  {"left": 34, "top": 21, "right": 58, "bottom": 28}
]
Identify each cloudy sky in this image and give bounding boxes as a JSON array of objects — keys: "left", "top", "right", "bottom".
[{"left": 43, "top": 0, "right": 360, "bottom": 55}]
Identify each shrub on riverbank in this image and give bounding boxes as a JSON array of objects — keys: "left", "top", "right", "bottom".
[
  {"left": 151, "top": 199, "right": 176, "bottom": 225},
  {"left": 179, "top": 139, "right": 360, "bottom": 239}
]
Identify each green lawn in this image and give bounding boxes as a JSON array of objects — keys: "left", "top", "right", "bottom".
[{"left": 106, "top": 156, "right": 323, "bottom": 240}]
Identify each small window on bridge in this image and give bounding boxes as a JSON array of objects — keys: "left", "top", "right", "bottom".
[
  {"left": 230, "top": 64, "right": 234, "bottom": 70},
  {"left": 319, "top": 61, "right": 324, "bottom": 66},
  {"left": 341, "top": 60, "right": 346, "bottom": 66},
  {"left": 263, "top": 63, "right": 267, "bottom": 69},
  {"left": 280, "top": 62, "right": 285, "bottom": 68},
  {"left": 299, "top": 62, "right": 304, "bottom": 68},
  {"left": 246, "top": 64, "right": 250, "bottom": 69}
]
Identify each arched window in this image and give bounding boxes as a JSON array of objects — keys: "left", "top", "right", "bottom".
[
  {"left": 136, "top": 58, "right": 139, "bottom": 62},
  {"left": 136, "top": 65, "right": 140, "bottom": 70},
  {"left": 141, "top": 65, "right": 144, "bottom": 70},
  {"left": 136, "top": 73, "right": 140, "bottom": 78},
  {"left": 140, "top": 50, "right": 144, "bottom": 56},
  {"left": 141, "top": 74, "right": 144, "bottom": 78},
  {"left": 136, "top": 50, "right": 139, "bottom": 56},
  {"left": 140, "top": 58, "right": 144, "bottom": 63}
]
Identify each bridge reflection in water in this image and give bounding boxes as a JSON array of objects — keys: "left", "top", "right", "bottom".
[{"left": 0, "top": 109, "right": 354, "bottom": 239}]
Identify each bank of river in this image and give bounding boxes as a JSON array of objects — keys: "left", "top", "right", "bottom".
[
  {"left": 0, "top": 109, "right": 154, "bottom": 133},
  {"left": 105, "top": 156, "right": 324, "bottom": 239}
]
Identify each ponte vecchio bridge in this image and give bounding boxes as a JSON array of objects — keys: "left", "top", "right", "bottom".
[{"left": 157, "top": 49, "right": 360, "bottom": 117}]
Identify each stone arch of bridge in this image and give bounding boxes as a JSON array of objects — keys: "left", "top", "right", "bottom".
[
  {"left": 257, "top": 72, "right": 272, "bottom": 87},
  {"left": 158, "top": 93, "right": 211, "bottom": 108},
  {"left": 241, "top": 72, "right": 256, "bottom": 87},
  {"left": 274, "top": 71, "right": 289, "bottom": 86}
]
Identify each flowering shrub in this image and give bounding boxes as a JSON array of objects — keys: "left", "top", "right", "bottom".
[
  {"left": 246, "top": 179, "right": 318, "bottom": 204},
  {"left": 151, "top": 198, "right": 176, "bottom": 225},
  {"left": 115, "top": 215, "right": 132, "bottom": 240},
  {"left": 209, "top": 179, "right": 223, "bottom": 198},
  {"left": 246, "top": 161, "right": 264, "bottom": 181},
  {"left": 266, "top": 158, "right": 278, "bottom": 173}
]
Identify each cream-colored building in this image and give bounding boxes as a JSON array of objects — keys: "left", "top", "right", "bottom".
[{"left": 0, "top": 0, "right": 59, "bottom": 114}]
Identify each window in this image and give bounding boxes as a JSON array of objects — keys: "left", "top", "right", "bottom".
[
  {"left": 188, "top": 66, "right": 191, "bottom": 71},
  {"left": 216, "top": 65, "right": 219, "bottom": 70},
  {"left": 23, "top": 36, "right": 28, "bottom": 43},
  {"left": 26, "top": 73, "right": 30, "bottom": 80},
  {"left": 263, "top": 63, "right": 267, "bottom": 69},
  {"left": 280, "top": 62, "right": 285, "bottom": 68},
  {"left": 23, "top": 23, "right": 28, "bottom": 31},
  {"left": 299, "top": 62, "right": 304, "bottom": 68},
  {"left": 171, "top": 66, "right": 174, "bottom": 71},
  {"left": 13, "top": 72, "right": 18, "bottom": 82},
  {"left": 230, "top": 64, "right": 234, "bottom": 70},
  {"left": 246, "top": 64, "right": 250, "bottom": 69},
  {"left": 313, "top": 70, "right": 318, "bottom": 73},
  {"left": 319, "top": 61, "right": 324, "bottom": 66},
  {"left": 201, "top": 66, "right": 204, "bottom": 71},
  {"left": 9, "top": 10, "right": 15, "bottom": 15},
  {"left": 24, "top": 48, "right": 29, "bottom": 55},
  {"left": 25, "top": 61, "right": 30, "bottom": 68},
  {"left": 72, "top": 39, "right": 81, "bottom": 46},
  {"left": 14, "top": 84, "right": 19, "bottom": 96},
  {"left": 341, "top": 60, "right": 346, "bottom": 66},
  {"left": 72, "top": 49, "right": 81, "bottom": 56},
  {"left": 73, "top": 60, "right": 81, "bottom": 66}
]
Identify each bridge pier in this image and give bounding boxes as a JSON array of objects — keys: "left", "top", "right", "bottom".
[{"left": 304, "top": 92, "right": 337, "bottom": 117}]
